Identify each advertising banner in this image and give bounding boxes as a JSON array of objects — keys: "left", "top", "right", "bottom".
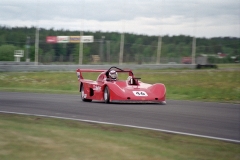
[
  {"left": 46, "top": 36, "right": 57, "bottom": 43},
  {"left": 81, "top": 36, "right": 94, "bottom": 43},
  {"left": 57, "top": 36, "right": 69, "bottom": 43},
  {"left": 69, "top": 36, "right": 80, "bottom": 43},
  {"left": 46, "top": 36, "right": 94, "bottom": 43}
]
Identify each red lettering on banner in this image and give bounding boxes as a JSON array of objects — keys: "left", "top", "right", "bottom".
[{"left": 46, "top": 36, "right": 57, "bottom": 43}]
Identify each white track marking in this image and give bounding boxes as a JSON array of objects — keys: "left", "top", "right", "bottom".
[{"left": 0, "top": 111, "right": 239, "bottom": 143}]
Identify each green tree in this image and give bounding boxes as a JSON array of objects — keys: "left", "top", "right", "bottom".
[
  {"left": 72, "top": 44, "right": 91, "bottom": 64},
  {"left": 0, "top": 44, "right": 18, "bottom": 61},
  {"left": 0, "top": 25, "right": 239, "bottom": 64}
]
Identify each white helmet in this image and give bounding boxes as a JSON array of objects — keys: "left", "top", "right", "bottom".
[{"left": 109, "top": 70, "right": 118, "bottom": 79}]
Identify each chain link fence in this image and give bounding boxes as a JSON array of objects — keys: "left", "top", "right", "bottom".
[
  {"left": 36, "top": 40, "right": 191, "bottom": 65},
  {"left": 2, "top": 37, "right": 237, "bottom": 65}
]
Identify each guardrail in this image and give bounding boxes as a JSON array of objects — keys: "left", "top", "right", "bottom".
[
  {"left": 0, "top": 61, "right": 36, "bottom": 65},
  {"left": 0, "top": 62, "right": 196, "bottom": 72}
]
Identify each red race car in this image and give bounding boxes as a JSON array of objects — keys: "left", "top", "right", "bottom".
[{"left": 76, "top": 66, "right": 166, "bottom": 104}]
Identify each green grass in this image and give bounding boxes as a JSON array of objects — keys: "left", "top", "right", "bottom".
[
  {"left": 0, "top": 113, "right": 239, "bottom": 160},
  {"left": 0, "top": 68, "right": 239, "bottom": 103},
  {"left": 217, "top": 63, "right": 240, "bottom": 69},
  {"left": 148, "top": 70, "right": 240, "bottom": 102},
  {"left": 0, "top": 67, "right": 239, "bottom": 159}
]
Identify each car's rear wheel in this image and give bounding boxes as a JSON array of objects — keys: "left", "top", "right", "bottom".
[
  {"left": 80, "top": 85, "right": 92, "bottom": 102},
  {"left": 103, "top": 86, "right": 110, "bottom": 103}
]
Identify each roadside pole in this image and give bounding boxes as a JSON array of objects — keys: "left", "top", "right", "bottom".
[
  {"left": 79, "top": 0, "right": 85, "bottom": 65},
  {"left": 119, "top": 33, "right": 124, "bottom": 65},
  {"left": 79, "top": 31, "right": 83, "bottom": 65},
  {"left": 26, "top": 36, "right": 30, "bottom": 62},
  {"left": 119, "top": 0, "right": 125, "bottom": 65},
  {"left": 156, "top": 36, "right": 162, "bottom": 64},
  {"left": 156, "top": 0, "right": 165, "bottom": 64},
  {"left": 192, "top": 36, "right": 196, "bottom": 64},
  {"left": 34, "top": 27, "right": 39, "bottom": 65},
  {"left": 107, "top": 40, "right": 110, "bottom": 63}
]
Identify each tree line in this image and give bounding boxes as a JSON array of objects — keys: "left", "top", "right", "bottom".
[{"left": 0, "top": 25, "right": 239, "bottom": 63}]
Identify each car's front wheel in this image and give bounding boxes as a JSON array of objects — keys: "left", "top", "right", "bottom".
[
  {"left": 80, "top": 85, "right": 92, "bottom": 102},
  {"left": 103, "top": 86, "right": 110, "bottom": 103},
  {"left": 159, "top": 101, "right": 166, "bottom": 105}
]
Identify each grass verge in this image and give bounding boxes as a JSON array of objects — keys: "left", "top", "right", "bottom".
[
  {"left": 0, "top": 68, "right": 239, "bottom": 103},
  {"left": 0, "top": 113, "right": 239, "bottom": 160}
]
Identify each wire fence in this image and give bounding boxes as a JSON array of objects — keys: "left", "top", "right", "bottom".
[
  {"left": 38, "top": 55, "right": 184, "bottom": 65},
  {"left": 2, "top": 38, "right": 238, "bottom": 65}
]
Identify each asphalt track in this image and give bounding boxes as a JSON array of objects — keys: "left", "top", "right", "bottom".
[{"left": 0, "top": 91, "right": 239, "bottom": 142}]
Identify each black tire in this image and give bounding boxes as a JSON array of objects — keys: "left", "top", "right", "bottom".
[
  {"left": 103, "top": 86, "right": 110, "bottom": 103},
  {"left": 80, "top": 85, "right": 92, "bottom": 102}
]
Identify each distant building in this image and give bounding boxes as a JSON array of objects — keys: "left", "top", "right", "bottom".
[
  {"left": 181, "top": 57, "right": 192, "bottom": 64},
  {"left": 217, "top": 52, "right": 227, "bottom": 58}
]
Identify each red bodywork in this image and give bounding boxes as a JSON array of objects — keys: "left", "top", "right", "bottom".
[{"left": 76, "top": 66, "right": 166, "bottom": 104}]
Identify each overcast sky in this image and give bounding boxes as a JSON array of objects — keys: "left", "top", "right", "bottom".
[{"left": 1, "top": 0, "right": 239, "bottom": 38}]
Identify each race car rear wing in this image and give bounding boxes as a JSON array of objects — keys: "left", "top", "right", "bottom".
[
  {"left": 76, "top": 66, "right": 139, "bottom": 81},
  {"left": 76, "top": 69, "right": 105, "bottom": 80}
]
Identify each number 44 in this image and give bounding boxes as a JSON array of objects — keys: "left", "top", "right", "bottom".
[{"left": 133, "top": 91, "right": 148, "bottom": 96}]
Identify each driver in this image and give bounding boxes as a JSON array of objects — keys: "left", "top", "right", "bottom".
[{"left": 109, "top": 70, "right": 118, "bottom": 80}]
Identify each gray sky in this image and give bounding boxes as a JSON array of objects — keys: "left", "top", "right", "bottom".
[{"left": 1, "top": 0, "right": 239, "bottom": 38}]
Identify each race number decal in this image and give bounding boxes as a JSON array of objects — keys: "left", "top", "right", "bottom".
[
  {"left": 93, "top": 85, "right": 101, "bottom": 91},
  {"left": 133, "top": 91, "right": 148, "bottom": 96}
]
